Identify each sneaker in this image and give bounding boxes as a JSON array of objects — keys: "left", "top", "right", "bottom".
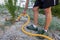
[
  {"left": 36, "top": 29, "right": 48, "bottom": 39},
  {"left": 37, "top": 29, "right": 45, "bottom": 34},
  {"left": 26, "top": 25, "right": 38, "bottom": 31}
]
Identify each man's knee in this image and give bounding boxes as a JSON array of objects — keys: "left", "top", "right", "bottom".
[
  {"left": 44, "top": 7, "right": 51, "bottom": 13},
  {"left": 44, "top": 7, "right": 52, "bottom": 18},
  {"left": 33, "top": 7, "right": 39, "bottom": 11}
]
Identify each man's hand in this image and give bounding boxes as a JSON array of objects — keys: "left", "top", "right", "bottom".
[
  {"left": 22, "top": 0, "right": 29, "bottom": 15},
  {"left": 16, "top": 10, "right": 26, "bottom": 22}
]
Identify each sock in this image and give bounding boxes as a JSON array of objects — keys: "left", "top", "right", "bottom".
[
  {"left": 32, "top": 24, "right": 37, "bottom": 28},
  {"left": 44, "top": 30, "right": 47, "bottom": 32}
]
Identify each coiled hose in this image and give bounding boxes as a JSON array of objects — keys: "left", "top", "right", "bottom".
[{"left": 17, "top": 13, "right": 54, "bottom": 40}]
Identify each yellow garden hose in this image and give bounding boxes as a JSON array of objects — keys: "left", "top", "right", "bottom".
[{"left": 17, "top": 13, "right": 54, "bottom": 40}]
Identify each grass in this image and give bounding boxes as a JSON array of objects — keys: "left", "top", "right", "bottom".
[
  {"left": 52, "top": 5, "right": 60, "bottom": 18},
  {"left": 4, "top": 0, "right": 18, "bottom": 23}
]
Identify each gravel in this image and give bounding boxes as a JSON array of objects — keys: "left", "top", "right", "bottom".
[{"left": 0, "top": 14, "right": 60, "bottom": 40}]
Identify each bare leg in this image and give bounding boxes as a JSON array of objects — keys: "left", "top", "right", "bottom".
[
  {"left": 44, "top": 7, "right": 52, "bottom": 31},
  {"left": 36, "top": 7, "right": 52, "bottom": 38},
  {"left": 26, "top": 7, "right": 39, "bottom": 31},
  {"left": 33, "top": 7, "right": 39, "bottom": 26}
]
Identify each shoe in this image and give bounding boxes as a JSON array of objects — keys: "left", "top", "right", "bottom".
[
  {"left": 36, "top": 29, "right": 48, "bottom": 39},
  {"left": 26, "top": 25, "right": 38, "bottom": 31},
  {"left": 37, "top": 29, "right": 45, "bottom": 34}
]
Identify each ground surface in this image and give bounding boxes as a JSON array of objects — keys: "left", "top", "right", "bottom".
[{"left": 0, "top": 13, "right": 60, "bottom": 40}]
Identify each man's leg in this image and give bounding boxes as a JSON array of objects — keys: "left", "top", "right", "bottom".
[
  {"left": 36, "top": 7, "right": 52, "bottom": 39},
  {"left": 33, "top": 7, "right": 39, "bottom": 27},
  {"left": 37, "top": 7, "right": 52, "bottom": 34},
  {"left": 44, "top": 7, "right": 52, "bottom": 32},
  {"left": 26, "top": 7, "right": 39, "bottom": 31}
]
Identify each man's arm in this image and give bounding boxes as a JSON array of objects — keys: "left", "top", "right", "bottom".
[{"left": 24, "top": 0, "right": 29, "bottom": 11}]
